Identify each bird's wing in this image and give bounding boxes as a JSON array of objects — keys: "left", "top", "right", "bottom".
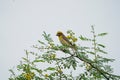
[{"left": 62, "top": 34, "right": 72, "bottom": 46}]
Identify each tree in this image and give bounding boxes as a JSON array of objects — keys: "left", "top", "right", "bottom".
[{"left": 9, "top": 26, "right": 120, "bottom": 80}]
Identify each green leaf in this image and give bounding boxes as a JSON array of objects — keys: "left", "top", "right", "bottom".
[
  {"left": 45, "top": 67, "right": 56, "bottom": 71},
  {"left": 97, "top": 49, "right": 107, "bottom": 54},
  {"left": 97, "top": 44, "right": 105, "bottom": 48},
  {"left": 102, "top": 58, "right": 115, "bottom": 62},
  {"left": 72, "top": 61, "right": 77, "bottom": 70},
  {"left": 38, "top": 40, "right": 45, "bottom": 45},
  {"left": 97, "top": 33, "right": 108, "bottom": 36},
  {"left": 32, "top": 67, "right": 42, "bottom": 73},
  {"left": 17, "top": 65, "right": 23, "bottom": 70},
  {"left": 42, "top": 31, "right": 53, "bottom": 42},
  {"left": 87, "top": 51, "right": 95, "bottom": 54},
  {"left": 96, "top": 47, "right": 107, "bottom": 54},
  {"left": 22, "top": 57, "right": 29, "bottom": 62},
  {"left": 79, "top": 35, "right": 91, "bottom": 41},
  {"left": 9, "top": 69, "right": 15, "bottom": 76},
  {"left": 33, "top": 59, "right": 45, "bottom": 63}
]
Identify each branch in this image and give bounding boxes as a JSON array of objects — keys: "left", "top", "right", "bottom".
[
  {"left": 56, "top": 48, "right": 119, "bottom": 80},
  {"left": 75, "top": 55, "right": 109, "bottom": 80},
  {"left": 42, "top": 45, "right": 120, "bottom": 80},
  {"left": 74, "top": 52, "right": 120, "bottom": 80}
]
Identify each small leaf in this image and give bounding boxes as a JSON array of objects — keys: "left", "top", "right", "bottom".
[
  {"left": 98, "top": 44, "right": 105, "bottom": 48},
  {"left": 97, "top": 49, "right": 107, "bottom": 54},
  {"left": 97, "top": 33, "right": 108, "bottom": 36},
  {"left": 32, "top": 67, "right": 42, "bottom": 73},
  {"left": 9, "top": 69, "right": 15, "bottom": 76},
  {"left": 22, "top": 57, "right": 29, "bottom": 62},
  {"left": 87, "top": 51, "right": 95, "bottom": 54},
  {"left": 72, "top": 61, "right": 77, "bottom": 70},
  {"left": 33, "top": 59, "right": 45, "bottom": 63},
  {"left": 38, "top": 40, "right": 45, "bottom": 45},
  {"left": 102, "top": 58, "right": 115, "bottom": 62},
  {"left": 79, "top": 35, "right": 91, "bottom": 41},
  {"left": 42, "top": 31, "right": 53, "bottom": 42},
  {"left": 45, "top": 67, "right": 56, "bottom": 71}
]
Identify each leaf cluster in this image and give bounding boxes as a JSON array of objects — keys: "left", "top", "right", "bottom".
[{"left": 9, "top": 26, "right": 120, "bottom": 80}]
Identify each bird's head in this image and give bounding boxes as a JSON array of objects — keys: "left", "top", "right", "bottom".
[{"left": 56, "top": 31, "right": 63, "bottom": 36}]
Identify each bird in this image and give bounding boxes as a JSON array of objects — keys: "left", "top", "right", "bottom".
[
  {"left": 56, "top": 31, "right": 72, "bottom": 47},
  {"left": 56, "top": 31, "right": 77, "bottom": 55}
]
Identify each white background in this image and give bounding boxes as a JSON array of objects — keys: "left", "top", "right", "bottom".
[{"left": 0, "top": 0, "right": 120, "bottom": 79}]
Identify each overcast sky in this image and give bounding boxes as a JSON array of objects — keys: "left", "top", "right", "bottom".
[{"left": 0, "top": 0, "right": 120, "bottom": 79}]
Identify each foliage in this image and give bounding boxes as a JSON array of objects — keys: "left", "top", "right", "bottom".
[{"left": 9, "top": 26, "right": 120, "bottom": 80}]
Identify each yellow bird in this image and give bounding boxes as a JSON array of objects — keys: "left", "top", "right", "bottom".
[{"left": 56, "top": 31, "right": 72, "bottom": 47}]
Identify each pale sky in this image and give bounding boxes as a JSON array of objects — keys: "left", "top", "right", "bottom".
[{"left": 0, "top": 0, "right": 120, "bottom": 79}]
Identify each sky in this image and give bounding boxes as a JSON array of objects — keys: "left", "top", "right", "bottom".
[{"left": 0, "top": 0, "right": 120, "bottom": 79}]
